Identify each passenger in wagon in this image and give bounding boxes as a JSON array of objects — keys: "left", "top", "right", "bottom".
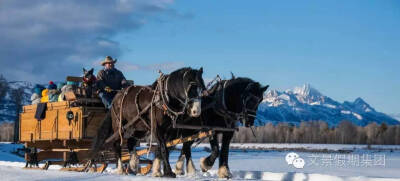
[
  {"left": 47, "top": 81, "right": 59, "bottom": 102},
  {"left": 58, "top": 81, "right": 78, "bottom": 101},
  {"left": 96, "top": 56, "right": 128, "bottom": 109},
  {"left": 40, "top": 89, "right": 49, "bottom": 103},
  {"left": 31, "top": 84, "right": 44, "bottom": 104}
]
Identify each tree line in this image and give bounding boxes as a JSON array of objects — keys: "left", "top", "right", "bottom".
[
  {"left": 0, "top": 74, "right": 26, "bottom": 142},
  {"left": 232, "top": 121, "right": 400, "bottom": 145}
]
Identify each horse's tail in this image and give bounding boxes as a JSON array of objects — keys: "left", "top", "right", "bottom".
[{"left": 89, "top": 110, "right": 113, "bottom": 159}]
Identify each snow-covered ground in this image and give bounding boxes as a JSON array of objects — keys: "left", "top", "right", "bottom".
[{"left": 1, "top": 142, "right": 400, "bottom": 181}]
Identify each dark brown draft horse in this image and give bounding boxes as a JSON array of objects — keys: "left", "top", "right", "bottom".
[
  {"left": 90, "top": 67, "right": 206, "bottom": 178},
  {"left": 172, "top": 77, "right": 268, "bottom": 178}
]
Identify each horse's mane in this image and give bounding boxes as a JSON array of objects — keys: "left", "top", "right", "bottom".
[
  {"left": 170, "top": 67, "right": 193, "bottom": 76},
  {"left": 228, "top": 77, "right": 254, "bottom": 85},
  {"left": 150, "top": 67, "right": 194, "bottom": 89},
  {"left": 208, "top": 77, "right": 259, "bottom": 95}
]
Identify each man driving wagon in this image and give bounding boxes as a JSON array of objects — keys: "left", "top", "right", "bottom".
[{"left": 97, "top": 56, "right": 129, "bottom": 109}]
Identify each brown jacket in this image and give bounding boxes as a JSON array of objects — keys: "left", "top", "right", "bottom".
[{"left": 96, "top": 68, "right": 128, "bottom": 92}]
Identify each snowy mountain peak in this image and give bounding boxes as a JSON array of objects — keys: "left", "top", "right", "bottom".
[
  {"left": 265, "top": 90, "right": 279, "bottom": 97},
  {"left": 291, "top": 84, "right": 324, "bottom": 104},
  {"left": 354, "top": 97, "right": 367, "bottom": 105},
  {"left": 258, "top": 84, "right": 399, "bottom": 127},
  {"left": 293, "top": 84, "right": 322, "bottom": 98},
  {"left": 345, "top": 97, "right": 376, "bottom": 112}
]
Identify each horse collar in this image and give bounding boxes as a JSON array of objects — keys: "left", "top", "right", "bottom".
[{"left": 163, "top": 75, "right": 170, "bottom": 102}]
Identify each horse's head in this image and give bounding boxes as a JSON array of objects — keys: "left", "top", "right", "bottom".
[
  {"left": 182, "top": 67, "right": 206, "bottom": 117},
  {"left": 82, "top": 68, "right": 95, "bottom": 84},
  {"left": 224, "top": 78, "right": 268, "bottom": 127},
  {"left": 168, "top": 67, "right": 206, "bottom": 117},
  {"left": 241, "top": 81, "right": 268, "bottom": 127}
]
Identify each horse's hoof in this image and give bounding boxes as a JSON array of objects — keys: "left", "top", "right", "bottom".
[
  {"left": 175, "top": 169, "right": 184, "bottom": 176},
  {"left": 152, "top": 158, "right": 162, "bottom": 177},
  {"left": 200, "top": 157, "right": 212, "bottom": 172},
  {"left": 175, "top": 155, "right": 185, "bottom": 175},
  {"left": 163, "top": 172, "right": 176, "bottom": 178},
  {"left": 126, "top": 167, "right": 137, "bottom": 175},
  {"left": 186, "top": 158, "right": 197, "bottom": 176},
  {"left": 152, "top": 171, "right": 162, "bottom": 177},
  {"left": 218, "top": 165, "right": 232, "bottom": 179},
  {"left": 129, "top": 154, "right": 139, "bottom": 175},
  {"left": 116, "top": 169, "right": 125, "bottom": 175}
]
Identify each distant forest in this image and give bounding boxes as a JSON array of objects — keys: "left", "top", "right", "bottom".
[
  {"left": 0, "top": 74, "right": 24, "bottom": 142},
  {"left": 232, "top": 121, "right": 400, "bottom": 145}
]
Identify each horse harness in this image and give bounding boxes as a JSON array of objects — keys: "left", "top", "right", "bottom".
[
  {"left": 213, "top": 80, "right": 262, "bottom": 128},
  {"left": 109, "top": 70, "right": 202, "bottom": 144},
  {"left": 156, "top": 71, "right": 203, "bottom": 127}
]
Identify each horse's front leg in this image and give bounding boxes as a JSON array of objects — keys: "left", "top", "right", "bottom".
[
  {"left": 218, "top": 131, "right": 234, "bottom": 178},
  {"left": 152, "top": 134, "right": 176, "bottom": 178},
  {"left": 160, "top": 140, "right": 176, "bottom": 178},
  {"left": 175, "top": 143, "right": 186, "bottom": 176},
  {"left": 127, "top": 137, "right": 139, "bottom": 175},
  {"left": 175, "top": 141, "right": 196, "bottom": 176},
  {"left": 184, "top": 141, "right": 197, "bottom": 175},
  {"left": 200, "top": 133, "right": 219, "bottom": 172}
]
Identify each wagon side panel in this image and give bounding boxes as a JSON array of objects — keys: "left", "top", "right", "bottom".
[
  {"left": 19, "top": 111, "right": 38, "bottom": 142},
  {"left": 57, "top": 107, "right": 83, "bottom": 140}
]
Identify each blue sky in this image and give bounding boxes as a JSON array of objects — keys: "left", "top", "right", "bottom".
[
  {"left": 114, "top": 0, "right": 400, "bottom": 114},
  {"left": 1, "top": 0, "right": 399, "bottom": 114}
]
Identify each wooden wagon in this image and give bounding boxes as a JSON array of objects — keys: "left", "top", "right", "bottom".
[{"left": 19, "top": 97, "right": 108, "bottom": 170}]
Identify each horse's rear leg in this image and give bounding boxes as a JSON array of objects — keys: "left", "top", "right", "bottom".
[
  {"left": 127, "top": 138, "right": 139, "bottom": 175},
  {"left": 151, "top": 149, "right": 162, "bottom": 177},
  {"left": 200, "top": 134, "right": 219, "bottom": 172},
  {"left": 113, "top": 142, "right": 124, "bottom": 174},
  {"left": 185, "top": 141, "right": 197, "bottom": 175},
  {"left": 218, "top": 131, "right": 234, "bottom": 178},
  {"left": 175, "top": 149, "right": 185, "bottom": 176}
]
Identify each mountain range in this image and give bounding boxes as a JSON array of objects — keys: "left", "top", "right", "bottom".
[
  {"left": 256, "top": 84, "right": 399, "bottom": 127},
  {"left": 0, "top": 81, "right": 32, "bottom": 123}
]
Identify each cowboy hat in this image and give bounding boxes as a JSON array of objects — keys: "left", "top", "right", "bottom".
[{"left": 101, "top": 56, "right": 117, "bottom": 66}]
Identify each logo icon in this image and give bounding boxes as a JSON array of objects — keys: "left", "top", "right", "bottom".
[{"left": 285, "top": 152, "right": 305, "bottom": 169}]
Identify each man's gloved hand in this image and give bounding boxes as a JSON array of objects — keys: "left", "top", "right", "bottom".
[{"left": 104, "top": 86, "right": 112, "bottom": 93}]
